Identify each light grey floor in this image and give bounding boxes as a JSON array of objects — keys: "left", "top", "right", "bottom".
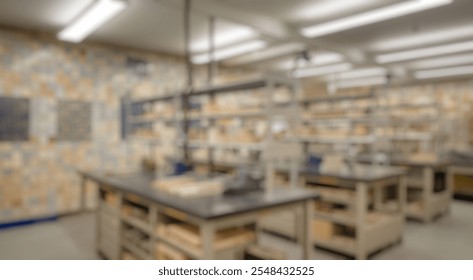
[{"left": 0, "top": 200, "right": 472, "bottom": 260}]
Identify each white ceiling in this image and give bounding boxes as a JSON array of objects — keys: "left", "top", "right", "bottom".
[
  {"left": 0, "top": 0, "right": 473, "bottom": 82},
  {"left": 215, "top": 0, "right": 401, "bottom": 25}
]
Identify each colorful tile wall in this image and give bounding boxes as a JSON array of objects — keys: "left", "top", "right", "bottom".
[{"left": 0, "top": 27, "right": 190, "bottom": 223}]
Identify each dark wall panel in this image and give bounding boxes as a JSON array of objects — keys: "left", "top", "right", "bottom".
[{"left": 0, "top": 97, "right": 29, "bottom": 141}]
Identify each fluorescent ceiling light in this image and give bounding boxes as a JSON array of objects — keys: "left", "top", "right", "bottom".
[
  {"left": 336, "top": 67, "right": 387, "bottom": 80},
  {"left": 290, "top": 0, "right": 379, "bottom": 22},
  {"left": 415, "top": 65, "right": 473, "bottom": 79},
  {"left": 333, "top": 76, "right": 387, "bottom": 89},
  {"left": 377, "top": 40, "right": 473, "bottom": 64},
  {"left": 58, "top": 0, "right": 127, "bottom": 43},
  {"left": 191, "top": 26, "right": 257, "bottom": 53},
  {"left": 301, "top": 0, "right": 452, "bottom": 38},
  {"left": 277, "top": 52, "right": 344, "bottom": 70},
  {"left": 225, "top": 42, "right": 305, "bottom": 65},
  {"left": 410, "top": 54, "right": 473, "bottom": 69},
  {"left": 192, "top": 40, "right": 267, "bottom": 64},
  {"left": 293, "top": 63, "right": 352, "bottom": 79},
  {"left": 371, "top": 25, "right": 473, "bottom": 52}
]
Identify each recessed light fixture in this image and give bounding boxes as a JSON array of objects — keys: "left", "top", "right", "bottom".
[
  {"left": 371, "top": 25, "right": 473, "bottom": 52},
  {"left": 300, "top": 0, "right": 452, "bottom": 38},
  {"left": 332, "top": 76, "right": 387, "bottom": 89},
  {"left": 191, "top": 26, "right": 257, "bottom": 53},
  {"left": 410, "top": 54, "right": 473, "bottom": 69},
  {"left": 415, "top": 65, "right": 473, "bottom": 79},
  {"left": 334, "top": 67, "right": 387, "bottom": 80},
  {"left": 58, "top": 0, "right": 127, "bottom": 43},
  {"left": 191, "top": 40, "right": 267, "bottom": 65},
  {"left": 291, "top": 0, "right": 378, "bottom": 22},
  {"left": 225, "top": 42, "right": 305, "bottom": 65},
  {"left": 293, "top": 63, "right": 352, "bottom": 79},
  {"left": 276, "top": 52, "right": 344, "bottom": 70},
  {"left": 376, "top": 40, "right": 473, "bottom": 64}
]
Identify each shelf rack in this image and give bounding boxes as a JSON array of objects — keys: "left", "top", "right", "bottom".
[
  {"left": 361, "top": 85, "right": 452, "bottom": 223},
  {"left": 371, "top": 88, "right": 443, "bottom": 159},
  {"left": 126, "top": 77, "right": 453, "bottom": 172},
  {"left": 125, "top": 75, "right": 302, "bottom": 173},
  {"left": 294, "top": 92, "right": 378, "bottom": 165}
]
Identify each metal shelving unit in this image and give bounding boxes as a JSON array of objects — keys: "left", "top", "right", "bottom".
[
  {"left": 294, "top": 92, "right": 378, "bottom": 166},
  {"left": 125, "top": 75, "right": 302, "bottom": 173},
  {"left": 361, "top": 85, "right": 452, "bottom": 223}
]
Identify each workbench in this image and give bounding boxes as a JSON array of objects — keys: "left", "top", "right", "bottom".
[
  {"left": 303, "top": 164, "right": 406, "bottom": 260},
  {"left": 79, "top": 171, "right": 318, "bottom": 260},
  {"left": 448, "top": 164, "right": 473, "bottom": 200},
  {"left": 384, "top": 159, "right": 451, "bottom": 222}
]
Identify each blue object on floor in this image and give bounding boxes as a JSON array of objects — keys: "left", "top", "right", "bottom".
[
  {"left": 173, "top": 162, "right": 192, "bottom": 175},
  {"left": 0, "top": 215, "right": 58, "bottom": 231},
  {"left": 307, "top": 154, "right": 323, "bottom": 172}
]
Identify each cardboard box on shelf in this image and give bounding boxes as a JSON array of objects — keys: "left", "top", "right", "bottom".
[
  {"left": 365, "top": 212, "right": 388, "bottom": 224},
  {"left": 238, "top": 130, "right": 259, "bottom": 143},
  {"left": 204, "top": 100, "right": 220, "bottom": 113},
  {"left": 153, "top": 176, "right": 196, "bottom": 191},
  {"left": 314, "top": 201, "right": 334, "bottom": 212},
  {"left": 133, "top": 128, "right": 158, "bottom": 139},
  {"left": 320, "top": 154, "right": 344, "bottom": 172},
  {"left": 154, "top": 178, "right": 224, "bottom": 198},
  {"left": 353, "top": 125, "right": 369, "bottom": 136},
  {"left": 312, "top": 219, "right": 336, "bottom": 240},
  {"left": 105, "top": 192, "right": 119, "bottom": 208},
  {"left": 155, "top": 243, "right": 189, "bottom": 260},
  {"left": 122, "top": 251, "right": 138, "bottom": 260},
  {"left": 296, "top": 126, "right": 315, "bottom": 136},
  {"left": 409, "top": 152, "right": 438, "bottom": 163},
  {"left": 156, "top": 223, "right": 255, "bottom": 253}
]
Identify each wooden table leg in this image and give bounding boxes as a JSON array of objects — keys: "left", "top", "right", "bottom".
[
  {"left": 201, "top": 223, "right": 215, "bottom": 260},
  {"left": 355, "top": 182, "right": 368, "bottom": 260},
  {"left": 423, "top": 167, "right": 434, "bottom": 222},
  {"left": 446, "top": 166, "right": 453, "bottom": 214},
  {"left": 80, "top": 175, "right": 86, "bottom": 211},
  {"left": 302, "top": 200, "right": 313, "bottom": 260},
  {"left": 399, "top": 175, "right": 407, "bottom": 215},
  {"left": 373, "top": 185, "right": 383, "bottom": 211}
]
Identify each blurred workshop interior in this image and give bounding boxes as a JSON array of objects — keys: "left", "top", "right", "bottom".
[{"left": 0, "top": 0, "right": 473, "bottom": 260}]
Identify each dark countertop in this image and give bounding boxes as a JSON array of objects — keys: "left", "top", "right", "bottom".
[
  {"left": 80, "top": 171, "right": 318, "bottom": 220},
  {"left": 449, "top": 151, "right": 473, "bottom": 167},
  {"left": 303, "top": 164, "right": 406, "bottom": 183},
  {"left": 356, "top": 155, "right": 451, "bottom": 168}
]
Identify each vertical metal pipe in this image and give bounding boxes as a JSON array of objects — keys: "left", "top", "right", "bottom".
[
  {"left": 207, "top": 16, "right": 216, "bottom": 85},
  {"left": 207, "top": 16, "right": 216, "bottom": 171},
  {"left": 182, "top": 0, "right": 193, "bottom": 162},
  {"left": 184, "top": 0, "right": 193, "bottom": 90}
]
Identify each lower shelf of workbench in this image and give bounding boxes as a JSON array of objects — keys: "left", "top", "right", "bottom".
[
  {"left": 407, "top": 191, "right": 450, "bottom": 222},
  {"left": 313, "top": 213, "right": 403, "bottom": 258}
]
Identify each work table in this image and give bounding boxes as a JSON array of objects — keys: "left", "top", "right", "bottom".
[
  {"left": 79, "top": 170, "right": 317, "bottom": 260},
  {"left": 80, "top": 171, "right": 318, "bottom": 219}
]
